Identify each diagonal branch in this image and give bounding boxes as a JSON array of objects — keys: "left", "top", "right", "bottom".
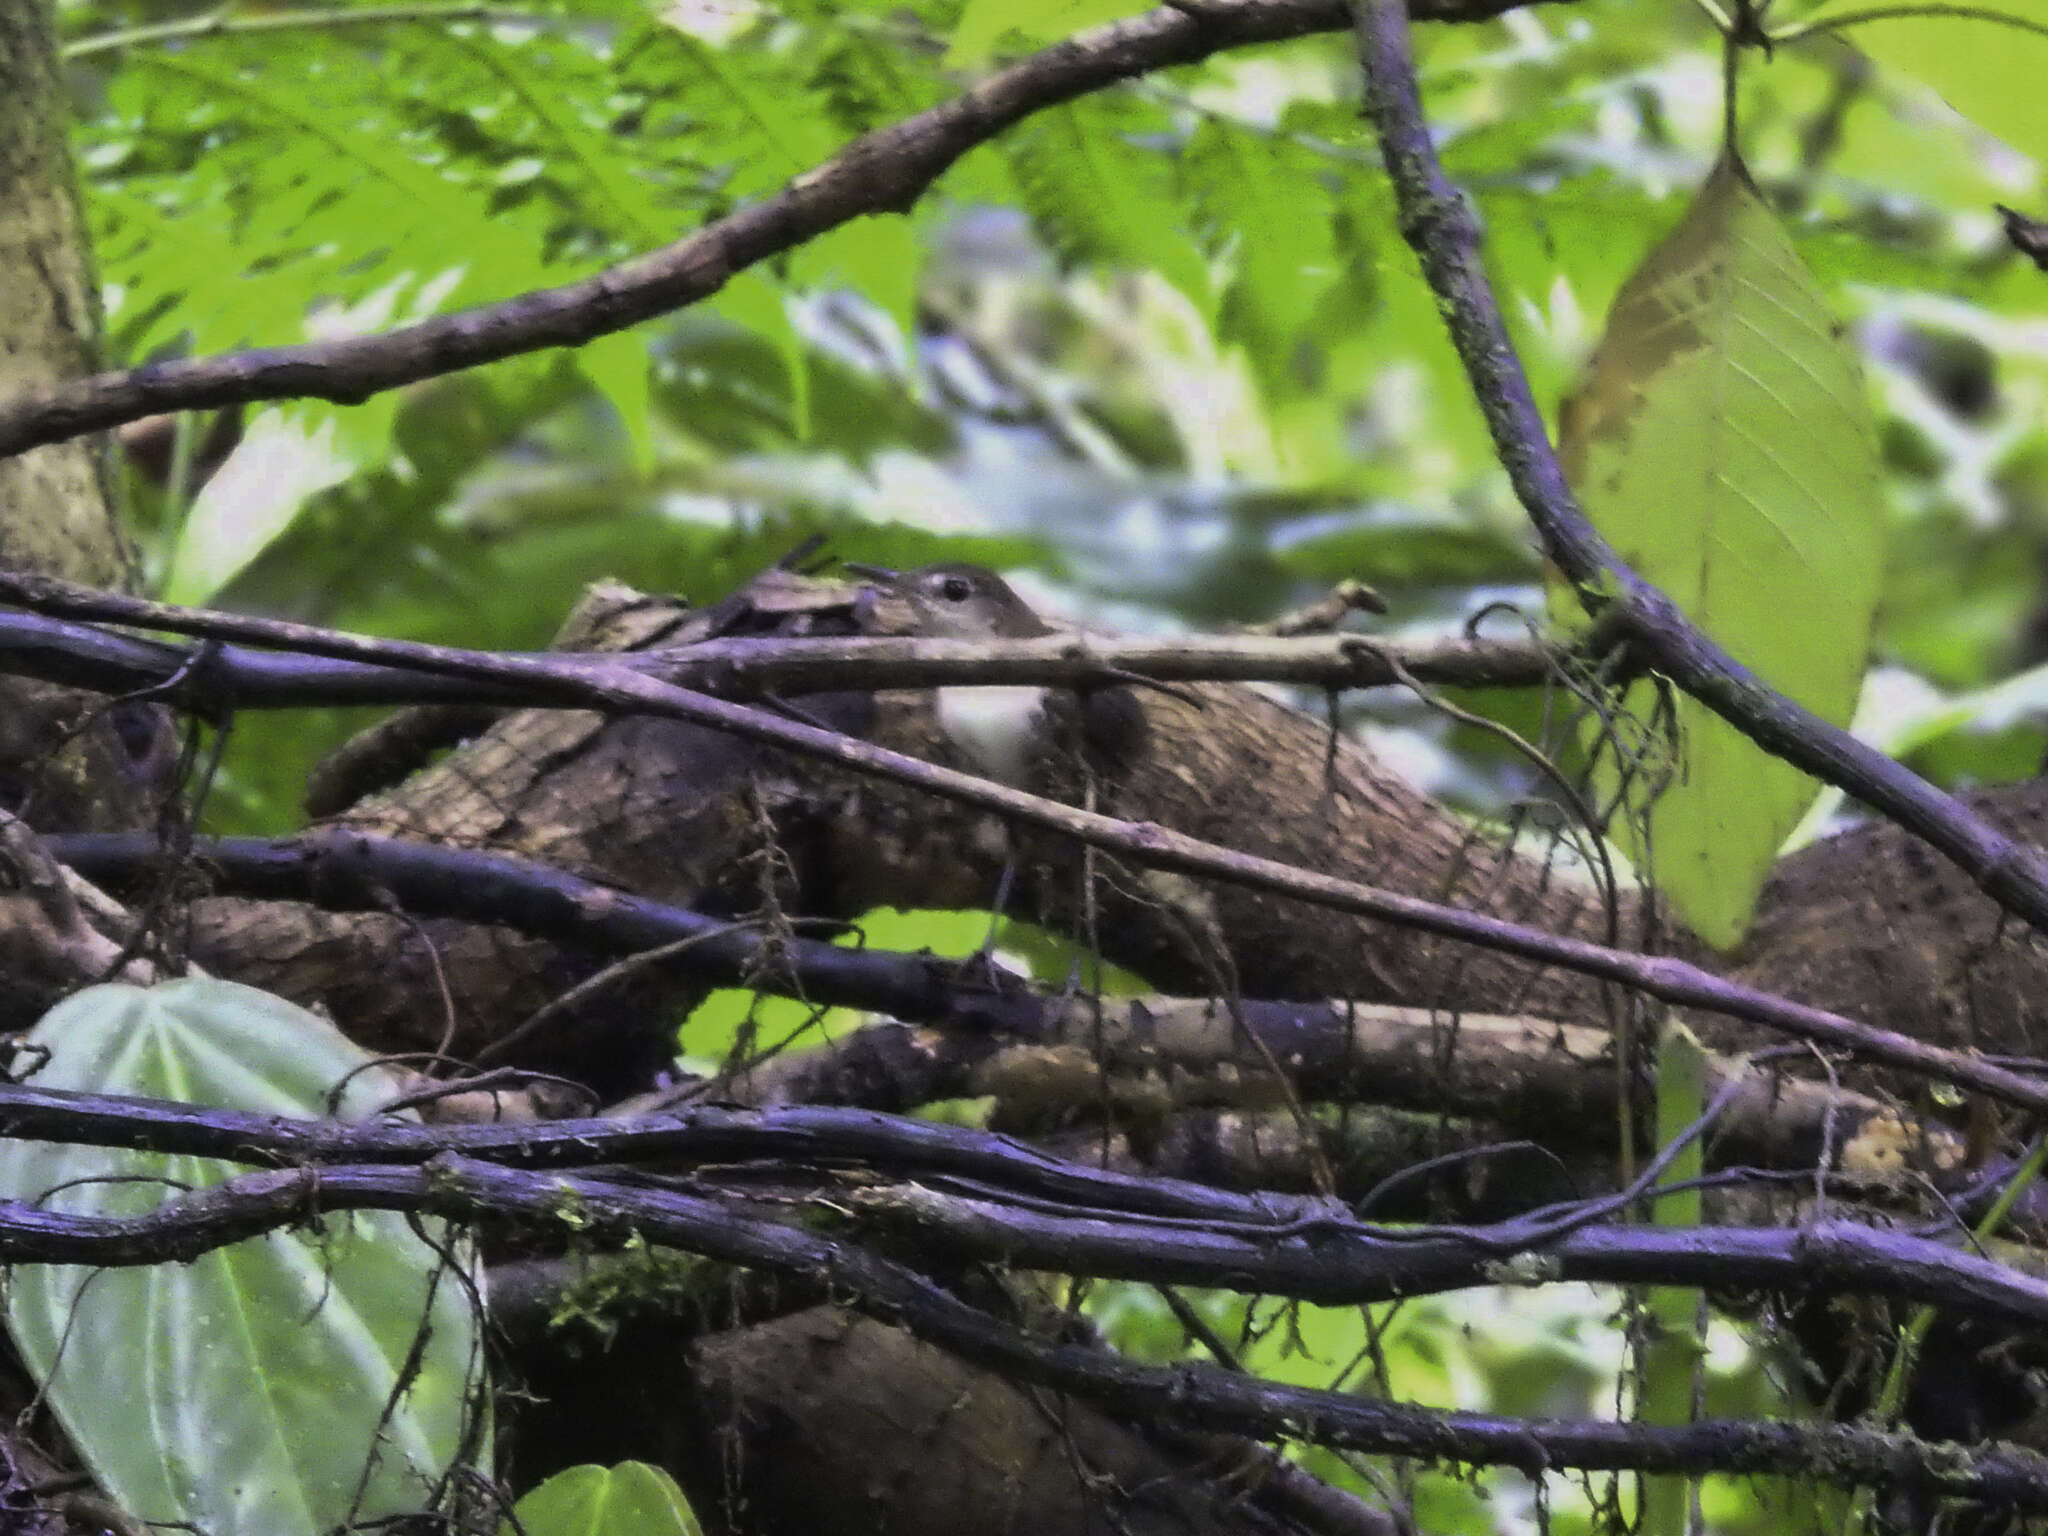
[
  {"left": 1348, "top": 0, "right": 2048, "bottom": 935},
  {"left": 0, "top": 605, "right": 1548, "bottom": 708},
  {"left": 44, "top": 828, "right": 1969, "bottom": 1172},
  {"left": 0, "top": 0, "right": 1557, "bottom": 458},
  {"left": 12, "top": 571, "right": 2048, "bottom": 1114}
]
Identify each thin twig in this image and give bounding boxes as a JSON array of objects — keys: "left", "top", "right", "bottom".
[
  {"left": 60, "top": 3, "right": 548, "bottom": 60},
  {"left": 0, "top": 604, "right": 1551, "bottom": 705},
  {"left": 1771, "top": 2, "right": 2048, "bottom": 45},
  {"left": 12, "top": 566, "right": 2048, "bottom": 1116}
]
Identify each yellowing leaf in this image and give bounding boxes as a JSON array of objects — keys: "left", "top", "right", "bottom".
[
  {"left": 1806, "top": 0, "right": 2048, "bottom": 164},
  {"left": 1560, "top": 155, "right": 1885, "bottom": 948}
]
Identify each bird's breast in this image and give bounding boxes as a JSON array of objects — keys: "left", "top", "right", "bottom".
[{"left": 933, "top": 685, "right": 1048, "bottom": 788}]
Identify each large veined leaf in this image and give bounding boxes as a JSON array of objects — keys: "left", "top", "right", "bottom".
[
  {"left": 1806, "top": 0, "right": 2048, "bottom": 165},
  {"left": 0, "top": 979, "right": 485, "bottom": 1536},
  {"left": 504, "top": 1462, "right": 701, "bottom": 1536},
  {"left": 1559, "top": 154, "right": 1885, "bottom": 948}
]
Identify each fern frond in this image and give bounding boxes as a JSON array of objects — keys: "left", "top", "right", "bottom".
[
  {"left": 1007, "top": 100, "right": 1212, "bottom": 318},
  {"left": 1181, "top": 118, "right": 1342, "bottom": 398}
]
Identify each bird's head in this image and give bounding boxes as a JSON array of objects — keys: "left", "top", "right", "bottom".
[{"left": 844, "top": 561, "right": 1048, "bottom": 639}]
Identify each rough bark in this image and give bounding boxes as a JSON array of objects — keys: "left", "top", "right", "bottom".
[
  {"left": 174, "top": 572, "right": 1633, "bottom": 1089},
  {"left": 0, "top": 3, "right": 125, "bottom": 589},
  {"left": 0, "top": 0, "right": 171, "bottom": 832},
  {"left": 193, "top": 570, "right": 2048, "bottom": 1089},
  {"left": 175, "top": 582, "right": 876, "bottom": 1090},
  {"left": 1735, "top": 783, "right": 2048, "bottom": 1069}
]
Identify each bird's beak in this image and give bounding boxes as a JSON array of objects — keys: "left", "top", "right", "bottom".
[{"left": 841, "top": 562, "right": 901, "bottom": 586}]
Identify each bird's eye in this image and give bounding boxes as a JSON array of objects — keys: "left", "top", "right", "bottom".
[{"left": 938, "top": 575, "right": 974, "bottom": 603}]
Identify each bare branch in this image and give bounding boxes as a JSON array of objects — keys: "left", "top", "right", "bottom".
[
  {"left": 46, "top": 828, "right": 1967, "bottom": 1178},
  {"left": 0, "top": 1133, "right": 2035, "bottom": 1329},
  {"left": 7, "top": 565, "right": 2046, "bottom": 1115},
  {"left": 0, "top": 0, "right": 1560, "bottom": 458},
  {"left": 60, "top": 2, "right": 548, "bottom": 59},
  {"left": 0, "top": 605, "right": 1549, "bottom": 709},
  {"left": 3, "top": 1150, "right": 2048, "bottom": 1503}
]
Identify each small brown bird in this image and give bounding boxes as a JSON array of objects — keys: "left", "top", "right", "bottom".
[{"left": 843, "top": 561, "right": 1145, "bottom": 789}]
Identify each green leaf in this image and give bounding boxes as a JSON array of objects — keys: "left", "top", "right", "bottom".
[
  {"left": 1805, "top": 0, "right": 2048, "bottom": 164},
  {"left": 427, "top": 27, "right": 673, "bottom": 247},
  {"left": 946, "top": 0, "right": 1150, "bottom": 64},
  {"left": 1181, "top": 120, "right": 1342, "bottom": 404},
  {"left": 789, "top": 214, "right": 921, "bottom": 350},
  {"left": 579, "top": 331, "right": 656, "bottom": 478},
  {"left": 503, "top": 1462, "right": 700, "bottom": 1536},
  {"left": 711, "top": 273, "right": 812, "bottom": 441},
  {"left": 624, "top": 25, "right": 838, "bottom": 200},
  {"left": 1008, "top": 103, "right": 1214, "bottom": 324},
  {"left": 1273, "top": 502, "right": 1537, "bottom": 587},
  {"left": 160, "top": 410, "right": 361, "bottom": 604},
  {"left": 811, "top": 30, "right": 939, "bottom": 135},
  {"left": 1559, "top": 155, "right": 1886, "bottom": 948},
  {"left": 86, "top": 31, "right": 580, "bottom": 371},
  {"left": 0, "top": 979, "right": 486, "bottom": 1536}
]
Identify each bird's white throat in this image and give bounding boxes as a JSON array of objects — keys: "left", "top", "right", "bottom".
[{"left": 935, "top": 685, "right": 1048, "bottom": 788}]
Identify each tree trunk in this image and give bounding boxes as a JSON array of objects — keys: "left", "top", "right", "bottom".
[{"left": 0, "top": 0, "right": 171, "bottom": 832}]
